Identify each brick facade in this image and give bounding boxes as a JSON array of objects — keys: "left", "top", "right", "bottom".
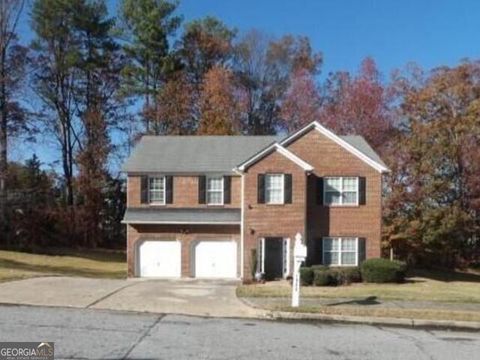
[
  {"left": 242, "top": 150, "right": 307, "bottom": 279},
  {"left": 127, "top": 175, "right": 241, "bottom": 208},
  {"left": 125, "top": 125, "right": 384, "bottom": 279},
  {"left": 286, "top": 128, "right": 382, "bottom": 264},
  {"left": 127, "top": 224, "right": 240, "bottom": 277}
]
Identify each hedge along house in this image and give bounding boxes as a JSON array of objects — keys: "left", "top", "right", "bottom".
[{"left": 122, "top": 121, "right": 389, "bottom": 280}]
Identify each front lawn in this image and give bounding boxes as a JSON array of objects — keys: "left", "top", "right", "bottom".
[
  {"left": 237, "top": 270, "right": 480, "bottom": 304},
  {"left": 0, "top": 248, "right": 126, "bottom": 282}
]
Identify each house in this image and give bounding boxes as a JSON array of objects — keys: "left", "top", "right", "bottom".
[{"left": 122, "top": 121, "right": 389, "bottom": 280}]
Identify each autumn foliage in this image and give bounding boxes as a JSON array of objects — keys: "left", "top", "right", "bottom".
[
  {"left": 1, "top": 0, "right": 478, "bottom": 268},
  {"left": 198, "top": 66, "right": 242, "bottom": 135}
]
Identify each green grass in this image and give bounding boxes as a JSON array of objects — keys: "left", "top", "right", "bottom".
[
  {"left": 237, "top": 270, "right": 480, "bottom": 304},
  {"left": 0, "top": 249, "right": 127, "bottom": 282}
]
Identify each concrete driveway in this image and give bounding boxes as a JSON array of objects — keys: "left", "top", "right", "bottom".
[{"left": 0, "top": 276, "right": 263, "bottom": 318}]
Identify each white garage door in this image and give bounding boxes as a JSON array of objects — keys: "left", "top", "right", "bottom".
[
  {"left": 195, "top": 241, "right": 237, "bottom": 279},
  {"left": 138, "top": 240, "right": 181, "bottom": 278}
]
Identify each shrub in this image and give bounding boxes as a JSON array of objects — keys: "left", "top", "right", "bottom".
[
  {"left": 329, "top": 267, "right": 362, "bottom": 285},
  {"left": 313, "top": 269, "right": 332, "bottom": 286},
  {"left": 311, "top": 265, "right": 328, "bottom": 271},
  {"left": 300, "top": 267, "right": 314, "bottom": 285},
  {"left": 361, "top": 258, "right": 407, "bottom": 283}
]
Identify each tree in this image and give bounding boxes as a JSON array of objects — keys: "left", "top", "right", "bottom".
[
  {"left": 0, "top": 0, "right": 27, "bottom": 237},
  {"left": 234, "top": 31, "right": 322, "bottom": 134},
  {"left": 198, "top": 66, "right": 242, "bottom": 135},
  {"left": 120, "top": 0, "right": 181, "bottom": 134},
  {"left": 280, "top": 68, "right": 321, "bottom": 132},
  {"left": 6, "top": 155, "right": 56, "bottom": 248},
  {"left": 149, "top": 70, "right": 195, "bottom": 134},
  {"left": 179, "top": 16, "right": 236, "bottom": 87},
  {"left": 384, "top": 61, "right": 480, "bottom": 267},
  {"left": 319, "top": 57, "right": 395, "bottom": 152},
  {"left": 71, "top": 0, "right": 122, "bottom": 247},
  {"left": 31, "top": 0, "right": 81, "bottom": 207}
]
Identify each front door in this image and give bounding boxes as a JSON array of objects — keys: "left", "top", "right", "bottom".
[{"left": 264, "top": 237, "right": 284, "bottom": 280}]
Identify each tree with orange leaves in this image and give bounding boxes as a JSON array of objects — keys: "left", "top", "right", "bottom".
[{"left": 198, "top": 66, "right": 243, "bottom": 135}]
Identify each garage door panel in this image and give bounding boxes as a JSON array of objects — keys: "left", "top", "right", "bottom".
[
  {"left": 139, "top": 240, "right": 181, "bottom": 278},
  {"left": 195, "top": 241, "right": 237, "bottom": 279}
]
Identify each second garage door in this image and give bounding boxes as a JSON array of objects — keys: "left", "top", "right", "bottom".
[{"left": 195, "top": 241, "right": 237, "bottom": 279}]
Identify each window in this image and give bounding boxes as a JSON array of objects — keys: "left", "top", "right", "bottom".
[
  {"left": 323, "top": 237, "right": 358, "bottom": 266},
  {"left": 265, "top": 174, "right": 284, "bottom": 204},
  {"left": 324, "top": 177, "right": 359, "bottom": 205},
  {"left": 207, "top": 176, "right": 224, "bottom": 205},
  {"left": 149, "top": 177, "right": 165, "bottom": 204}
]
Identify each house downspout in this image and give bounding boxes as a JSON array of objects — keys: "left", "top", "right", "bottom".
[{"left": 234, "top": 168, "right": 245, "bottom": 279}]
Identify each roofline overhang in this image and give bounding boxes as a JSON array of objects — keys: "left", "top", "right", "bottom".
[
  {"left": 235, "top": 143, "right": 314, "bottom": 173},
  {"left": 279, "top": 121, "right": 390, "bottom": 173},
  {"left": 122, "top": 220, "right": 241, "bottom": 225}
]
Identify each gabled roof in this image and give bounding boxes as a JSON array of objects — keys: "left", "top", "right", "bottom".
[
  {"left": 122, "top": 122, "right": 388, "bottom": 174},
  {"left": 279, "top": 122, "right": 390, "bottom": 173},
  {"left": 236, "top": 143, "right": 314, "bottom": 172},
  {"left": 122, "top": 135, "right": 279, "bottom": 174},
  {"left": 122, "top": 207, "right": 240, "bottom": 225}
]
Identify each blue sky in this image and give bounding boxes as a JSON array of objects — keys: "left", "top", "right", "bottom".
[{"left": 13, "top": 0, "right": 480, "bottom": 172}]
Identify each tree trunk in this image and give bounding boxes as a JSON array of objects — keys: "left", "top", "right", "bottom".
[{"left": 0, "top": 48, "right": 7, "bottom": 239}]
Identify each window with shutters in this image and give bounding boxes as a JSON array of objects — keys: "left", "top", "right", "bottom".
[
  {"left": 149, "top": 177, "right": 165, "bottom": 204},
  {"left": 206, "top": 176, "right": 224, "bottom": 205},
  {"left": 324, "top": 177, "right": 359, "bottom": 206},
  {"left": 323, "top": 237, "right": 358, "bottom": 266},
  {"left": 265, "top": 174, "right": 284, "bottom": 204}
]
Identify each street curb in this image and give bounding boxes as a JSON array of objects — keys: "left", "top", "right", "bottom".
[
  {"left": 240, "top": 297, "right": 480, "bottom": 331},
  {"left": 263, "top": 310, "right": 480, "bottom": 331}
]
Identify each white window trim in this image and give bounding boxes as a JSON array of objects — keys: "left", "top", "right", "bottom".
[
  {"left": 260, "top": 238, "right": 265, "bottom": 273},
  {"left": 148, "top": 176, "right": 166, "bottom": 205},
  {"left": 323, "top": 176, "right": 359, "bottom": 206},
  {"left": 283, "top": 238, "right": 290, "bottom": 278},
  {"left": 206, "top": 175, "right": 224, "bottom": 206},
  {"left": 265, "top": 173, "right": 285, "bottom": 205},
  {"left": 322, "top": 237, "right": 359, "bottom": 266}
]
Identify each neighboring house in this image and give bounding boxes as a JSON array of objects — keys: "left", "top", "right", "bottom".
[{"left": 122, "top": 121, "right": 389, "bottom": 280}]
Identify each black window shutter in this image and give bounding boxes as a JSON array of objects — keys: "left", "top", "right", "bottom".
[
  {"left": 140, "top": 176, "right": 148, "bottom": 204},
  {"left": 359, "top": 177, "right": 366, "bottom": 205},
  {"left": 257, "top": 174, "right": 265, "bottom": 204},
  {"left": 317, "top": 238, "right": 324, "bottom": 265},
  {"left": 358, "top": 237, "right": 366, "bottom": 264},
  {"left": 284, "top": 174, "right": 292, "bottom": 203},
  {"left": 166, "top": 176, "right": 173, "bottom": 204},
  {"left": 223, "top": 176, "right": 231, "bottom": 204},
  {"left": 198, "top": 176, "right": 206, "bottom": 204},
  {"left": 316, "top": 177, "right": 324, "bottom": 205}
]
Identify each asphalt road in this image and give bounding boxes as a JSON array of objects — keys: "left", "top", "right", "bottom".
[{"left": 0, "top": 305, "right": 479, "bottom": 360}]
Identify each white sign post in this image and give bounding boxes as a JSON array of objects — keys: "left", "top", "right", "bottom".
[{"left": 291, "top": 232, "right": 307, "bottom": 307}]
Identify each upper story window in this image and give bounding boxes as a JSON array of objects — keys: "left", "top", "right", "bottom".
[
  {"left": 324, "top": 177, "right": 358, "bottom": 206},
  {"left": 265, "top": 174, "right": 284, "bottom": 204},
  {"left": 207, "top": 176, "right": 224, "bottom": 205},
  {"left": 323, "top": 237, "right": 358, "bottom": 266},
  {"left": 149, "top": 176, "right": 165, "bottom": 204}
]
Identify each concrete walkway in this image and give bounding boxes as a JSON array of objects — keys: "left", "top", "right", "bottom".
[{"left": 0, "top": 276, "right": 264, "bottom": 318}]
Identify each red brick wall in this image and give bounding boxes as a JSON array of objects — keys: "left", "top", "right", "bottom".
[
  {"left": 243, "top": 150, "right": 307, "bottom": 279},
  {"left": 127, "top": 175, "right": 241, "bottom": 208},
  {"left": 127, "top": 224, "right": 240, "bottom": 277},
  {"left": 285, "top": 128, "right": 382, "bottom": 263}
]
